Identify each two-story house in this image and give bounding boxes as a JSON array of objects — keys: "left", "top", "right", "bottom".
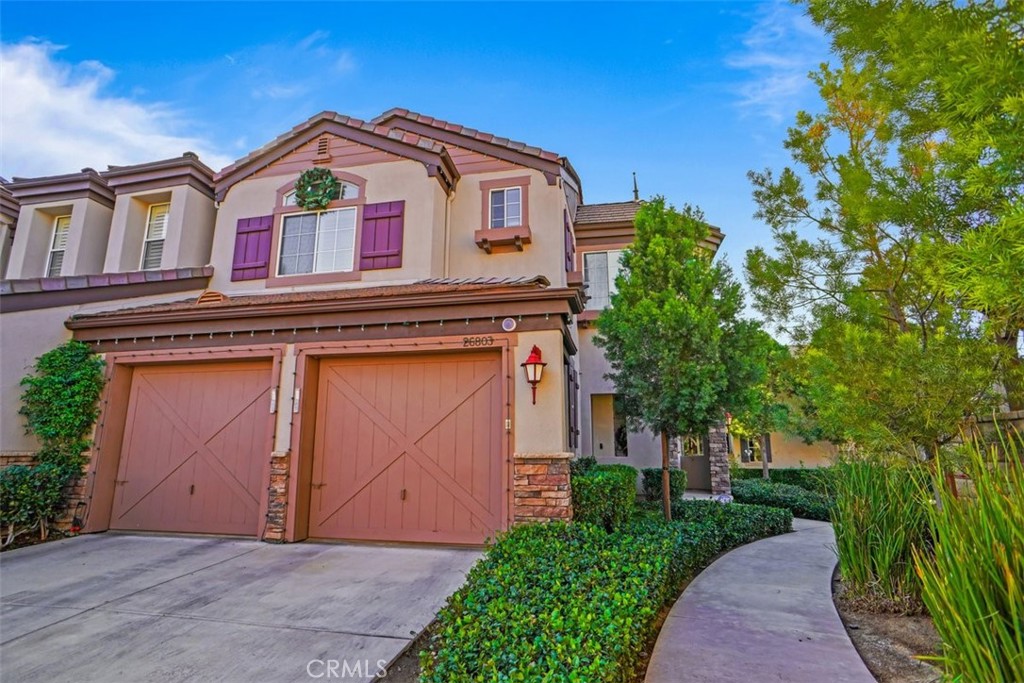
[{"left": 0, "top": 108, "right": 734, "bottom": 546}]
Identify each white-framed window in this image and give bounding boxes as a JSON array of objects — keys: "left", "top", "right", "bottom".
[
  {"left": 46, "top": 215, "right": 71, "bottom": 278},
  {"left": 278, "top": 208, "right": 357, "bottom": 275},
  {"left": 282, "top": 182, "right": 360, "bottom": 207},
  {"left": 583, "top": 249, "right": 625, "bottom": 310},
  {"left": 489, "top": 187, "right": 522, "bottom": 228},
  {"left": 141, "top": 203, "right": 170, "bottom": 270}
]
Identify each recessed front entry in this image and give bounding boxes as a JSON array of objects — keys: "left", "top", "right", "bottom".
[
  {"left": 308, "top": 351, "right": 504, "bottom": 544},
  {"left": 109, "top": 361, "right": 274, "bottom": 535}
]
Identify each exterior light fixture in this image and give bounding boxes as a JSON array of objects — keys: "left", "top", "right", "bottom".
[{"left": 521, "top": 345, "right": 547, "bottom": 405}]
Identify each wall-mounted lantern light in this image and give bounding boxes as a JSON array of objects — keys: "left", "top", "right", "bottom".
[{"left": 521, "top": 345, "right": 547, "bottom": 405}]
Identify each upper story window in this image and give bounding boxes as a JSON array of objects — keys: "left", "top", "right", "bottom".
[
  {"left": 46, "top": 215, "right": 71, "bottom": 277},
  {"left": 278, "top": 208, "right": 356, "bottom": 276},
  {"left": 141, "top": 203, "right": 169, "bottom": 270},
  {"left": 583, "top": 249, "right": 624, "bottom": 310},
  {"left": 490, "top": 187, "right": 522, "bottom": 228},
  {"left": 282, "top": 182, "right": 360, "bottom": 207}
]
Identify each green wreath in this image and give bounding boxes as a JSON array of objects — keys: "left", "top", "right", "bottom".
[{"left": 294, "top": 168, "right": 340, "bottom": 210}]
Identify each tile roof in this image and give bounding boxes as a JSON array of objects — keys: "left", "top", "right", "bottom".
[
  {"left": 574, "top": 201, "right": 642, "bottom": 225},
  {"left": 214, "top": 111, "right": 449, "bottom": 179},
  {"left": 69, "top": 275, "right": 552, "bottom": 319},
  {"left": 373, "top": 108, "right": 563, "bottom": 162},
  {"left": 0, "top": 266, "right": 213, "bottom": 295}
]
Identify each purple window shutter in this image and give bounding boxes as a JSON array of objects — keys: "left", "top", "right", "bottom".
[
  {"left": 360, "top": 201, "right": 404, "bottom": 270},
  {"left": 564, "top": 211, "right": 574, "bottom": 272},
  {"left": 231, "top": 215, "right": 274, "bottom": 281}
]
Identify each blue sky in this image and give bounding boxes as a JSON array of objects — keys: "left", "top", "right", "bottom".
[{"left": 1, "top": 1, "right": 831, "bottom": 284}]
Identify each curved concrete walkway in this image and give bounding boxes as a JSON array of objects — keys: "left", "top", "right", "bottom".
[{"left": 645, "top": 519, "right": 874, "bottom": 683}]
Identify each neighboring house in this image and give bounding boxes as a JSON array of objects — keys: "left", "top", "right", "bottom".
[
  {"left": 575, "top": 201, "right": 736, "bottom": 491},
  {"left": 732, "top": 432, "right": 837, "bottom": 470},
  {"left": 0, "top": 108, "right": 731, "bottom": 546}
]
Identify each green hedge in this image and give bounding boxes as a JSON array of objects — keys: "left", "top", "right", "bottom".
[
  {"left": 420, "top": 502, "right": 791, "bottom": 683},
  {"left": 671, "top": 499, "right": 794, "bottom": 547},
  {"left": 731, "top": 467, "right": 835, "bottom": 494},
  {"left": 571, "top": 464, "right": 637, "bottom": 531},
  {"left": 730, "top": 479, "right": 834, "bottom": 521},
  {"left": 640, "top": 468, "right": 688, "bottom": 502}
]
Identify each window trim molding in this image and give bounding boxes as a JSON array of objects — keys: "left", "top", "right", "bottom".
[
  {"left": 46, "top": 214, "right": 71, "bottom": 278},
  {"left": 140, "top": 202, "right": 170, "bottom": 271},
  {"left": 266, "top": 173, "right": 366, "bottom": 286},
  {"left": 474, "top": 176, "right": 532, "bottom": 253}
]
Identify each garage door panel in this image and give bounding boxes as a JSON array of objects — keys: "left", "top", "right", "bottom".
[
  {"left": 309, "top": 353, "right": 504, "bottom": 544},
  {"left": 110, "top": 362, "right": 273, "bottom": 536}
]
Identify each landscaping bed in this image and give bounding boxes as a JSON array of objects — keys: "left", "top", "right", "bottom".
[
  {"left": 416, "top": 499, "right": 792, "bottom": 683},
  {"left": 833, "top": 573, "right": 942, "bottom": 683}
]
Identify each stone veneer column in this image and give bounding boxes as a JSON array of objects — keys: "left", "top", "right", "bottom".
[
  {"left": 708, "top": 424, "right": 732, "bottom": 495},
  {"left": 513, "top": 452, "right": 573, "bottom": 523},
  {"left": 263, "top": 451, "right": 290, "bottom": 541}
]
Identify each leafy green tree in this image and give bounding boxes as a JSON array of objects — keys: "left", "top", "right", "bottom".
[
  {"left": 745, "top": 41, "right": 1008, "bottom": 456},
  {"left": 596, "top": 198, "right": 767, "bottom": 519},
  {"left": 727, "top": 334, "right": 792, "bottom": 479},
  {"left": 804, "top": 0, "right": 1024, "bottom": 406}
]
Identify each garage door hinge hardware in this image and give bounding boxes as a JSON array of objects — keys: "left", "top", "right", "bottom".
[
  {"left": 269, "top": 388, "right": 278, "bottom": 414},
  {"left": 311, "top": 482, "right": 326, "bottom": 489},
  {"left": 189, "top": 485, "right": 195, "bottom": 495},
  {"left": 401, "top": 488, "right": 407, "bottom": 500},
  {"left": 505, "top": 418, "right": 512, "bottom": 431},
  {"left": 115, "top": 479, "right": 128, "bottom": 486}
]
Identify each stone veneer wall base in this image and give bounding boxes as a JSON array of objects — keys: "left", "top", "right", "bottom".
[{"left": 513, "top": 452, "right": 573, "bottom": 523}]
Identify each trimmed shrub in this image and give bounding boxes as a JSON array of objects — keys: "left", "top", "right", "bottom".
[
  {"left": 731, "top": 466, "right": 835, "bottom": 494},
  {"left": 421, "top": 502, "right": 790, "bottom": 683},
  {"left": 569, "top": 455, "right": 597, "bottom": 478},
  {"left": 571, "top": 464, "right": 637, "bottom": 531},
  {"left": 915, "top": 433, "right": 1024, "bottom": 681},
  {"left": 671, "top": 499, "right": 793, "bottom": 546},
  {"left": 640, "top": 467, "right": 688, "bottom": 502},
  {"left": 731, "top": 479, "right": 834, "bottom": 521}
]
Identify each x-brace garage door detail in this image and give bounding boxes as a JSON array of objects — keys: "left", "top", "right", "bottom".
[
  {"left": 309, "top": 352, "right": 505, "bottom": 544},
  {"left": 110, "top": 361, "right": 273, "bottom": 535}
]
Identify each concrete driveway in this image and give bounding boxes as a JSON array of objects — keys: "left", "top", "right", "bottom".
[{"left": 0, "top": 533, "right": 480, "bottom": 682}]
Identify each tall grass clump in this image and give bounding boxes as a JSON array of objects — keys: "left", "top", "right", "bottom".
[
  {"left": 914, "top": 431, "right": 1024, "bottom": 681},
  {"left": 830, "top": 458, "right": 930, "bottom": 612}
]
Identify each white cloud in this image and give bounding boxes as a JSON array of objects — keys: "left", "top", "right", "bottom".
[
  {"left": 0, "top": 40, "right": 233, "bottom": 178},
  {"left": 726, "top": 1, "right": 830, "bottom": 124}
]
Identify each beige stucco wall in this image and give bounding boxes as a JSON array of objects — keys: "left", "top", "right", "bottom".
[
  {"left": 65, "top": 200, "right": 113, "bottom": 276},
  {"left": 209, "top": 159, "right": 443, "bottom": 293},
  {"left": 734, "top": 432, "right": 837, "bottom": 469},
  {"left": 0, "top": 289, "right": 209, "bottom": 455},
  {"left": 577, "top": 326, "right": 662, "bottom": 469},
  {"left": 1, "top": 305, "right": 75, "bottom": 452},
  {"left": 512, "top": 329, "right": 569, "bottom": 456},
  {"left": 8, "top": 202, "right": 74, "bottom": 279},
  {"left": 165, "top": 185, "right": 217, "bottom": 269},
  {"left": 0, "top": 221, "right": 14, "bottom": 279},
  {"left": 447, "top": 170, "right": 568, "bottom": 287}
]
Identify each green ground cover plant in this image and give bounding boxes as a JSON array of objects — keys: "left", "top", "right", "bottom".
[
  {"left": 915, "top": 433, "right": 1024, "bottom": 681},
  {"left": 420, "top": 501, "right": 791, "bottom": 682},
  {"left": 571, "top": 464, "right": 638, "bottom": 531},
  {"left": 730, "top": 478, "right": 833, "bottom": 521},
  {"left": 640, "top": 467, "right": 687, "bottom": 503}
]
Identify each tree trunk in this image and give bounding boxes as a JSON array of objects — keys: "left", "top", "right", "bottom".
[
  {"left": 761, "top": 435, "right": 770, "bottom": 480},
  {"left": 661, "top": 432, "right": 672, "bottom": 522}
]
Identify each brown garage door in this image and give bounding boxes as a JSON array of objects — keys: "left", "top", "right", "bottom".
[
  {"left": 309, "top": 352, "right": 504, "bottom": 544},
  {"left": 110, "top": 361, "right": 273, "bottom": 535}
]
